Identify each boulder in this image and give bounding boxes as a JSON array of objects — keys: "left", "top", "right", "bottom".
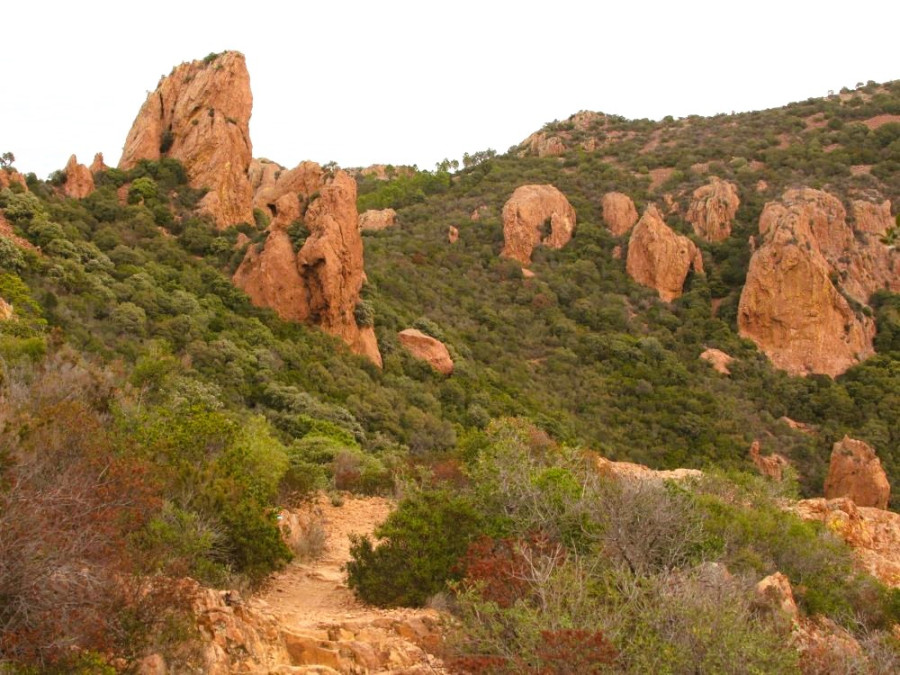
[
  {"left": 824, "top": 436, "right": 890, "bottom": 509},
  {"left": 626, "top": 205, "right": 704, "bottom": 302},
  {"left": 62, "top": 154, "right": 95, "bottom": 199},
  {"left": 358, "top": 208, "right": 397, "bottom": 231},
  {"left": 234, "top": 170, "right": 382, "bottom": 367},
  {"left": 699, "top": 347, "right": 733, "bottom": 375},
  {"left": 500, "top": 184, "right": 576, "bottom": 265},
  {"left": 119, "top": 51, "right": 254, "bottom": 228},
  {"left": 0, "top": 297, "right": 12, "bottom": 321},
  {"left": 398, "top": 329, "right": 453, "bottom": 375},
  {"left": 738, "top": 192, "right": 875, "bottom": 377},
  {"left": 685, "top": 177, "right": 739, "bottom": 242},
  {"left": 749, "top": 440, "right": 790, "bottom": 482},
  {"left": 755, "top": 572, "right": 799, "bottom": 621},
  {"left": 592, "top": 454, "right": 702, "bottom": 483},
  {"left": 448, "top": 226, "right": 459, "bottom": 244},
  {"left": 601, "top": 191, "right": 639, "bottom": 236}
]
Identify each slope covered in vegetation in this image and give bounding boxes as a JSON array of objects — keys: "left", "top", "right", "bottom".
[{"left": 1, "top": 76, "right": 899, "bottom": 671}]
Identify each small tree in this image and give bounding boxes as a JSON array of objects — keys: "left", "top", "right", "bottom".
[{"left": 0, "top": 151, "right": 14, "bottom": 170}]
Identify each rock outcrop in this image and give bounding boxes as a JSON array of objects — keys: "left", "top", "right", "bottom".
[
  {"left": 0, "top": 212, "right": 36, "bottom": 251},
  {"left": 519, "top": 132, "right": 567, "bottom": 157},
  {"left": 500, "top": 185, "right": 576, "bottom": 265},
  {"left": 119, "top": 51, "right": 254, "bottom": 228},
  {"left": 626, "top": 205, "right": 704, "bottom": 302},
  {"left": 793, "top": 497, "right": 900, "bottom": 587},
  {"left": 358, "top": 208, "right": 397, "bottom": 231},
  {"left": 738, "top": 189, "right": 877, "bottom": 377},
  {"left": 0, "top": 169, "right": 27, "bottom": 191},
  {"left": 398, "top": 329, "right": 453, "bottom": 375},
  {"left": 601, "top": 191, "right": 639, "bottom": 236},
  {"left": 234, "top": 169, "right": 382, "bottom": 367},
  {"left": 0, "top": 297, "right": 12, "bottom": 321},
  {"left": 749, "top": 440, "right": 790, "bottom": 482},
  {"left": 89, "top": 152, "right": 108, "bottom": 174},
  {"left": 685, "top": 177, "right": 740, "bottom": 242},
  {"left": 62, "top": 155, "right": 94, "bottom": 199},
  {"left": 699, "top": 347, "right": 734, "bottom": 375},
  {"left": 448, "top": 226, "right": 459, "bottom": 244},
  {"left": 592, "top": 454, "right": 702, "bottom": 483},
  {"left": 755, "top": 572, "right": 799, "bottom": 621},
  {"left": 823, "top": 436, "right": 891, "bottom": 509}
]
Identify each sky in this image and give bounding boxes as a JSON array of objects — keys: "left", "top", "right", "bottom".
[{"left": 2, "top": 1, "right": 899, "bottom": 179}]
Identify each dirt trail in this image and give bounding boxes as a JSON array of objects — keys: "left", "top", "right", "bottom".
[
  {"left": 252, "top": 495, "right": 394, "bottom": 626},
  {"left": 248, "top": 495, "right": 447, "bottom": 673}
]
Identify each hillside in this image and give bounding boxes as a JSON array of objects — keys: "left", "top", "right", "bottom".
[{"left": 1, "top": 52, "right": 899, "bottom": 672}]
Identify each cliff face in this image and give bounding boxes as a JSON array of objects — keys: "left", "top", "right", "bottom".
[
  {"left": 738, "top": 189, "right": 884, "bottom": 377},
  {"left": 119, "top": 51, "right": 254, "bottom": 228},
  {"left": 500, "top": 184, "right": 576, "bottom": 265},
  {"left": 626, "top": 205, "right": 704, "bottom": 302},
  {"left": 234, "top": 168, "right": 382, "bottom": 367}
]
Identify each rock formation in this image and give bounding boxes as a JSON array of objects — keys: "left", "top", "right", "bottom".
[
  {"left": 448, "top": 226, "right": 459, "bottom": 244},
  {"left": 358, "top": 208, "right": 397, "bottom": 231},
  {"left": 0, "top": 212, "right": 36, "bottom": 251},
  {"left": 592, "top": 454, "right": 702, "bottom": 483},
  {"left": 89, "top": 152, "right": 108, "bottom": 174},
  {"left": 119, "top": 51, "right": 254, "bottom": 228},
  {"left": 500, "top": 184, "right": 576, "bottom": 265},
  {"left": 793, "top": 497, "right": 900, "bottom": 587},
  {"left": 738, "top": 189, "right": 878, "bottom": 377},
  {"left": 519, "top": 131, "right": 568, "bottom": 157},
  {"left": 749, "top": 440, "right": 790, "bottom": 482},
  {"left": 601, "top": 192, "right": 639, "bottom": 236},
  {"left": 62, "top": 155, "right": 94, "bottom": 199},
  {"left": 755, "top": 572, "right": 799, "bottom": 621},
  {"left": 699, "top": 347, "right": 734, "bottom": 375},
  {"left": 0, "top": 169, "right": 27, "bottom": 191},
  {"left": 234, "top": 169, "right": 382, "bottom": 367},
  {"left": 0, "top": 297, "right": 12, "bottom": 321},
  {"left": 685, "top": 177, "right": 740, "bottom": 242},
  {"left": 398, "top": 329, "right": 454, "bottom": 375},
  {"left": 626, "top": 205, "right": 704, "bottom": 302},
  {"left": 823, "top": 436, "right": 890, "bottom": 509}
]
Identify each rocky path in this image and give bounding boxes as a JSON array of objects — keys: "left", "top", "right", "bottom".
[{"left": 247, "top": 495, "right": 447, "bottom": 674}]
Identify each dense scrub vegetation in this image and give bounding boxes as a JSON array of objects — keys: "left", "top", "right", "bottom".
[
  {"left": 348, "top": 419, "right": 900, "bottom": 673},
  {"left": 1, "top": 78, "right": 899, "bottom": 669}
]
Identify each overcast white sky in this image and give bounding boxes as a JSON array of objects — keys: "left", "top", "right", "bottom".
[{"left": 2, "top": 1, "right": 898, "bottom": 179}]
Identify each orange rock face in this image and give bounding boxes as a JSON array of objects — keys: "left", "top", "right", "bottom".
[
  {"left": 749, "top": 440, "right": 790, "bottom": 481},
  {"left": 685, "top": 177, "right": 739, "bottom": 242},
  {"left": 89, "top": 152, "right": 108, "bottom": 174},
  {"left": 234, "top": 170, "right": 382, "bottom": 367},
  {"left": 0, "top": 169, "right": 27, "bottom": 191},
  {"left": 793, "top": 497, "right": 900, "bottom": 587},
  {"left": 699, "top": 347, "right": 734, "bottom": 375},
  {"left": 62, "top": 155, "right": 94, "bottom": 199},
  {"left": 626, "top": 205, "right": 704, "bottom": 302},
  {"left": 738, "top": 189, "right": 878, "bottom": 377},
  {"left": 398, "top": 329, "right": 454, "bottom": 375},
  {"left": 119, "top": 51, "right": 254, "bottom": 228},
  {"left": 448, "top": 226, "right": 459, "bottom": 244},
  {"left": 824, "top": 436, "right": 891, "bottom": 509},
  {"left": 601, "top": 192, "right": 639, "bottom": 236},
  {"left": 358, "top": 208, "right": 397, "bottom": 231},
  {"left": 500, "top": 184, "right": 576, "bottom": 265},
  {"left": 0, "top": 296, "right": 12, "bottom": 321},
  {"left": 519, "top": 132, "right": 568, "bottom": 157}
]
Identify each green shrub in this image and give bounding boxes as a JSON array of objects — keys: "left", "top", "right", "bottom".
[{"left": 346, "top": 490, "right": 483, "bottom": 606}]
